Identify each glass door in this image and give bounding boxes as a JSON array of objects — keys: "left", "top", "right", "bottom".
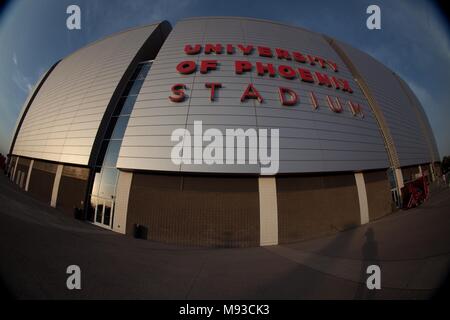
[{"left": 90, "top": 195, "right": 114, "bottom": 229}]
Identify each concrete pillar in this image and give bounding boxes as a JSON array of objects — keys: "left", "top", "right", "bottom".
[
  {"left": 51, "top": 164, "right": 63, "bottom": 208},
  {"left": 429, "top": 163, "right": 435, "bottom": 182},
  {"left": 19, "top": 171, "right": 25, "bottom": 188},
  {"left": 16, "top": 170, "right": 22, "bottom": 185},
  {"left": 25, "top": 160, "right": 34, "bottom": 191},
  {"left": 258, "top": 177, "right": 278, "bottom": 246},
  {"left": 395, "top": 168, "right": 404, "bottom": 195},
  {"left": 355, "top": 172, "right": 369, "bottom": 225},
  {"left": 113, "top": 171, "right": 133, "bottom": 234},
  {"left": 12, "top": 156, "right": 19, "bottom": 182}
]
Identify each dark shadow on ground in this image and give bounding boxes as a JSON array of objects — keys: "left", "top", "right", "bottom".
[
  {"left": 354, "top": 227, "right": 381, "bottom": 299},
  {"left": 433, "top": 273, "right": 450, "bottom": 300},
  {"left": 0, "top": 277, "right": 14, "bottom": 299},
  {"left": 261, "top": 224, "right": 360, "bottom": 299}
]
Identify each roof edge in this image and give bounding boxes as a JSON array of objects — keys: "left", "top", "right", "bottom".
[
  {"left": 178, "top": 16, "right": 314, "bottom": 34},
  {"left": 59, "top": 20, "right": 171, "bottom": 62}
]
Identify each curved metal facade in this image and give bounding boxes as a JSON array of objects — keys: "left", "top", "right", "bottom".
[
  {"left": 335, "top": 40, "right": 440, "bottom": 167},
  {"left": 12, "top": 17, "right": 439, "bottom": 175},
  {"left": 12, "top": 23, "right": 165, "bottom": 165},
  {"left": 117, "top": 17, "right": 391, "bottom": 174}
]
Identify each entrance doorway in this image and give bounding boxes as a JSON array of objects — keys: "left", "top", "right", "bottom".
[{"left": 90, "top": 195, "right": 114, "bottom": 228}]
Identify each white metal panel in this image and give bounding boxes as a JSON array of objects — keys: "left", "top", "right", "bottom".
[
  {"left": 336, "top": 40, "right": 434, "bottom": 167},
  {"left": 12, "top": 24, "right": 161, "bottom": 165},
  {"left": 118, "top": 17, "right": 389, "bottom": 174},
  {"left": 395, "top": 76, "right": 440, "bottom": 162}
]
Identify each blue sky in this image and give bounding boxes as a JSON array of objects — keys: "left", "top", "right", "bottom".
[{"left": 0, "top": 0, "right": 449, "bottom": 158}]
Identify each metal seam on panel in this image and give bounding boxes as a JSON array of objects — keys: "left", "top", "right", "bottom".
[
  {"left": 323, "top": 36, "right": 400, "bottom": 169},
  {"left": 394, "top": 74, "right": 436, "bottom": 164},
  {"left": 179, "top": 20, "right": 207, "bottom": 173},
  {"left": 240, "top": 19, "right": 261, "bottom": 174},
  {"left": 8, "top": 60, "right": 61, "bottom": 157}
]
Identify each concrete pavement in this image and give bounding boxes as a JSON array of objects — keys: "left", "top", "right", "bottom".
[{"left": 0, "top": 174, "right": 449, "bottom": 299}]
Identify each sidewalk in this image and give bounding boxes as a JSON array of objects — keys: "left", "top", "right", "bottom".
[{"left": 0, "top": 174, "right": 449, "bottom": 299}]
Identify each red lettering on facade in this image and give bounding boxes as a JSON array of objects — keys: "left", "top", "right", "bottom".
[
  {"left": 327, "top": 96, "right": 343, "bottom": 113},
  {"left": 348, "top": 101, "right": 364, "bottom": 118},
  {"left": 176, "top": 44, "right": 357, "bottom": 111},
  {"left": 327, "top": 60, "right": 338, "bottom": 72},
  {"left": 341, "top": 79, "right": 353, "bottom": 93},
  {"left": 298, "top": 68, "right": 314, "bottom": 83},
  {"left": 279, "top": 87, "right": 298, "bottom": 106},
  {"left": 278, "top": 65, "right": 296, "bottom": 79},
  {"left": 176, "top": 61, "right": 196, "bottom": 74},
  {"left": 237, "top": 44, "right": 254, "bottom": 55},
  {"left": 169, "top": 84, "right": 187, "bottom": 102},
  {"left": 335, "top": 97, "right": 344, "bottom": 111},
  {"left": 307, "top": 55, "right": 316, "bottom": 65},
  {"left": 256, "top": 62, "right": 276, "bottom": 77},
  {"left": 315, "top": 57, "right": 327, "bottom": 68},
  {"left": 184, "top": 44, "right": 201, "bottom": 55},
  {"left": 331, "top": 78, "right": 352, "bottom": 93},
  {"left": 205, "top": 83, "right": 222, "bottom": 101},
  {"left": 332, "top": 77, "right": 341, "bottom": 89},
  {"left": 315, "top": 72, "right": 332, "bottom": 87},
  {"left": 241, "top": 84, "right": 263, "bottom": 103},
  {"left": 275, "top": 48, "right": 291, "bottom": 60},
  {"left": 292, "top": 51, "right": 307, "bottom": 63},
  {"left": 235, "top": 61, "right": 252, "bottom": 74},
  {"left": 205, "top": 44, "right": 223, "bottom": 54},
  {"left": 310, "top": 91, "right": 319, "bottom": 110},
  {"left": 258, "top": 46, "right": 273, "bottom": 58},
  {"left": 200, "top": 60, "right": 218, "bottom": 74}
]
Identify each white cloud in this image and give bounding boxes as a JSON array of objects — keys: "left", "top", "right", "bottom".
[
  {"left": 12, "top": 71, "right": 32, "bottom": 94},
  {"left": 11, "top": 52, "right": 33, "bottom": 94}
]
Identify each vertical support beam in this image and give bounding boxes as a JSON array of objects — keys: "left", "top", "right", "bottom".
[
  {"left": 355, "top": 172, "right": 369, "bottom": 225},
  {"left": 25, "top": 159, "right": 34, "bottom": 191},
  {"left": 258, "top": 177, "right": 278, "bottom": 246},
  {"left": 12, "top": 156, "right": 19, "bottom": 182},
  {"left": 19, "top": 171, "right": 25, "bottom": 188},
  {"left": 6, "top": 157, "right": 13, "bottom": 178},
  {"left": 51, "top": 164, "right": 63, "bottom": 208},
  {"left": 429, "top": 163, "right": 435, "bottom": 182},
  {"left": 113, "top": 171, "right": 133, "bottom": 234},
  {"left": 15, "top": 170, "right": 21, "bottom": 185},
  {"left": 418, "top": 165, "right": 423, "bottom": 177},
  {"left": 395, "top": 168, "right": 404, "bottom": 195}
]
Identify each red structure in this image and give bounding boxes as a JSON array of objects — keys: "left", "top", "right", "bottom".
[{"left": 402, "top": 176, "right": 430, "bottom": 209}]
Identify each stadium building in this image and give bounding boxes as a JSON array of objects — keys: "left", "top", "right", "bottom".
[{"left": 6, "top": 17, "right": 441, "bottom": 247}]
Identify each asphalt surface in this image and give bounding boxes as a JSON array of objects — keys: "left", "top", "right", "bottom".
[{"left": 0, "top": 174, "right": 449, "bottom": 299}]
